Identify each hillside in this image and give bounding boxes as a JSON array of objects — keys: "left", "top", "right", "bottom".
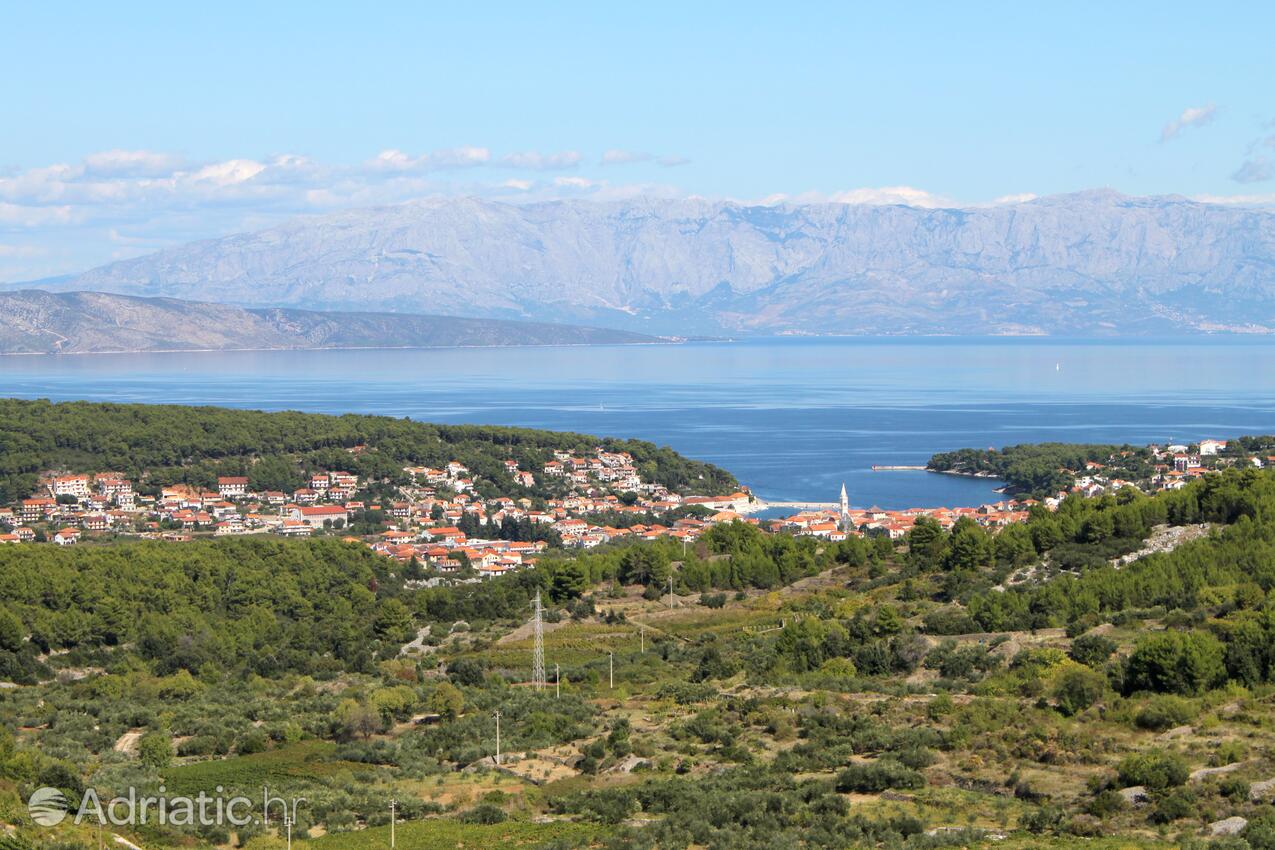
[
  {"left": 0, "top": 289, "right": 666, "bottom": 354},
  {"left": 0, "top": 398, "right": 738, "bottom": 503},
  {"left": 3, "top": 464, "right": 1275, "bottom": 848},
  {"left": 27, "top": 190, "right": 1275, "bottom": 336}
]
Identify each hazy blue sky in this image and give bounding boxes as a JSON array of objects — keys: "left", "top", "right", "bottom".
[{"left": 3, "top": 1, "right": 1274, "bottom": 280}]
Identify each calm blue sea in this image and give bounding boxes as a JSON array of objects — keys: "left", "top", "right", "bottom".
[{"left": 4, "top": 337, "right": 1275, "bottom": 509}]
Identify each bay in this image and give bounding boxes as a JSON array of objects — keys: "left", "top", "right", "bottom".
[{"left": 3, "top": 337, "right": 1274, "bottom": 509}]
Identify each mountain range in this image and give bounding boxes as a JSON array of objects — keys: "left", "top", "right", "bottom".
[
  {"left": 0, "top": 290, "right": 662, "bottom": 354},
  {"left": 18, "top": 189, "right": 1275, "bottom": 335}
]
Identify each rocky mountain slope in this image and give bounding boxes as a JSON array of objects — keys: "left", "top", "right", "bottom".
[
  {"left": 0, "top": 290, "right": 664, "bottom": 354},
  {"left": 26, "top": 190, "right": 1275, "bottom": 335}
]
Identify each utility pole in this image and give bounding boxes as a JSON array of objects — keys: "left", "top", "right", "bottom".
[
  {"left": 390, "top": 798, "right": 397, "bottom": 849},
  {"left": 532, "top": 589, "right": 546, "bottom": 690},
  {"left": 493, "top": 710, "right": 502, "bottom": 766},
  {"left": 555, "top": 662, "right": 560, "bottom": 699},
  {"left": 283, "top": 813, "right": 293, "bottom": 850},
  {"left": 609, "top": 651, "right": 614, "bottom": 689},
  {"left": 640, "top": 624, "right": 645, "bottom": 653}
]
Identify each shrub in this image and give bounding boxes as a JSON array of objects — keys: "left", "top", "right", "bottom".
[
  {"left": 1069, "top": 633, "right": 1117, "bottom": 668},
  {"left": 176, "top": 735, "right": 219, "bottom": 757},
  {"left": 1134, "top": 695, "right": 1194, "bottom": 731},
  {"left": 1246, "top": 811, "right": 1275, "bottom": 850},
  {"left": 1085, "top": 789, "right": 1127, "bottom": 818},
  {"left": 1117, "top": 750, "right": 1188, "bottom": 790},
  {"left": 460, "top": 803, "right": 506, "bottom": 824},
  {"left": 137, "top": 731, "right": 172, "bottom": 769},
  {"left": 1219, "top": 777, "right": 1250, "bottom": 800},
  {"left": 835, "top": 759, "right": 925, "bottom": 793},
  {"left": 1052, "top": 666, "right": 1106, "bottom": 716},
  {"left": 891, "top": 746, "right": 936, "bottom": 770},
  {"left": 1021, "top": 805, "right": 1065, "bottom": 834},
  {"left": 922, "top": 608, "right": 979, "bottom": 636},
  {"left": 237, "top": 729, "right": 269, "bottom": 755},
  {"left": 927, "top": 693, "right": 955, "bottom": 720},
  {"left": 1125, "top": 631, "right": 1226, "bottom": 696},
  {"left": 1212, "top": 740, "right": 1247, "bottom": 766},
  {"left": 1149, "top": 788, "right": 1196, "bottom": 824},
  {"left": 447, "top": 658, "right": 485, "bottom": 687},
  {"left": 817, "top": 657, "right": 858, "bottom": 680}
]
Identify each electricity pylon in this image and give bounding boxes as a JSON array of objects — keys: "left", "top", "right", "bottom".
[{"left": 532, "top": 590, "right": 546, "bottom": 689}]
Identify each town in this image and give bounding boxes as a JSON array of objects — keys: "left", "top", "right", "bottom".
[
  {"left": 0, "top": 447, "right": 747, "bottom": 578},
  {"left": 1, "top": 436, "right": 1258, "bottom": 578}
]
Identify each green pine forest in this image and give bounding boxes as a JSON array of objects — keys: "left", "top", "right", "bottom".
[{"left": 0, "top": 398, "right": 738, "bottom": 504}]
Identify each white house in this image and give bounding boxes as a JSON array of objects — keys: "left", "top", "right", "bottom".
[
  {"left": 52, "top": 474, "right": 92, "bottom": 500},
  {"left": 292, "top": 505, "right": 349, "bottom": 529},
  {"left": 53, "top": 527, "right": 81, "bottom": 546},
  {"left": 217, "top": 476, "right": 249, "bottom": 499}
]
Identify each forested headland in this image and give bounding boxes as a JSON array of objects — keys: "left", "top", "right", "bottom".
[{"left": 0, "top": 398, "right": 737, "bottom": 503}]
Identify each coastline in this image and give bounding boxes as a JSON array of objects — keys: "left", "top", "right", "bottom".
[
  {"left": 0, "top": 339, "right": 689, "bottom": 358},
  {"left": 930, "top": 467, "right": 1011, "bottom": 493},
  {"left": 742, "top": 468, "right": 1010, "bottom": 515}
]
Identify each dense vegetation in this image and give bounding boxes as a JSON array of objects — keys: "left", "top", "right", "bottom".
[
  {"left": 0, "top": 538, "right": 407, "bottom": 684},
  {"left": 0, "top": 398, "right": 738, "bottom": 502},
  {"left": 927, "top": 442, "right": 1156, "bottom": 495},
  {"left": 7, "top": 433, "right": 1275, "bottom": 848}
]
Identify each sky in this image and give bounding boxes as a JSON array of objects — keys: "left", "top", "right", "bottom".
[{"left": 3, "top": 1, "right": 1274, "bottom": 281}]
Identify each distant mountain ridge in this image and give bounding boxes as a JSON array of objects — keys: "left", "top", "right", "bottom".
[
  {"left": 0, "top": 290, "right": 665, "bottom": 354},
  {"left": 24, "top": 190, "right": 1275, "bottom": 335}
]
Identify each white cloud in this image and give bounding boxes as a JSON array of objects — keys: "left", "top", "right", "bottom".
[
  {"left": 1231, "top": 158, "right": 1274, "bottom": 184},
  {"left": 553, "top": 176, "right": 600, "bottom": 189},
  {"left": 499, "top": 150, "right": 582, "bottom": 170},
  {"left": 0, "top": 244, "right": 45, "bottom": 258},
  {"left": 1161, "top": 103, "right": 1217, "bottom": 142},
  {"left": 367, "top": 146, "right": 492, "bottom": 172},
  {"left": 753, "top": 186, "right": 1042, "bottom": 209},
  {"left": 827, "top": 186, "right": 956, "bottom": 208},
  {"left": 601, "top": 150, "right": 689, "bottom": 167},
  {"left": 0, "top": 146, "right": 1047, "bottom": 282},
  {"left": 0, "top": 202, "right": 83, "bottom": 227},
  {"left": 989, "top": 193, "right": 1038, "bottom": 205},
  {"left": 372, "top": 148, "right": 585, "bottom": 172},
  {"left": 83, "top": 149, "right": 185, "bottom": 178},
  {"left": 1192, "top": 191, "right": 1275, "bottom": 206},
  {"left": 0, "top": 147, "right": 685, "bottom": 281},
  {"left": 188, "top": 159, "right": 267, "bottom": 186},
  {"left": 602, "top": 149, "right": 652, "bottom": 165}
]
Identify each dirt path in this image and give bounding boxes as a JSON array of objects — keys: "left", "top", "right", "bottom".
[
  {"left": 400, "top": 626, "right": 440, "bottom": 656},
  {"left": 114, "top": 729, "right": 144, "bottom": 754}
]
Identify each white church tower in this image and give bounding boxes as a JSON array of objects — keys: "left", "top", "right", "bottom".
[{"left": 839, "top": 482, "right": 850, "bottom": 531}]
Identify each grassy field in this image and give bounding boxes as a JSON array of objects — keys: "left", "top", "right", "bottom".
[
  {"left": 301, "top": 818, "right": 602, "bottom": 849},
  {"left": 164, "top": 741, "right": 377, "bottom": 796}
]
